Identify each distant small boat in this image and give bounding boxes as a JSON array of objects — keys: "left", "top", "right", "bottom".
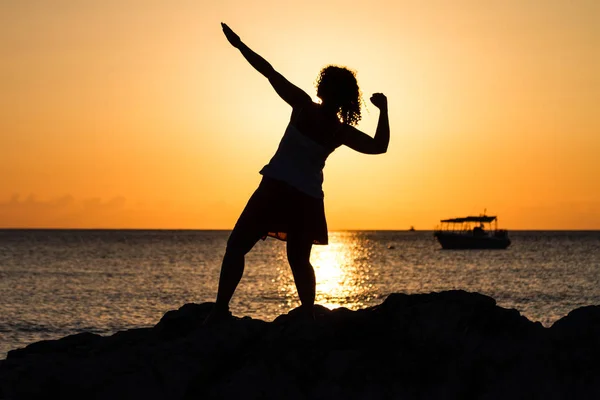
[
  {"left": 434, "top": 214, "right": 510, "bottom": 249},
  {"left": 408, "top": 226, "right": 416, "bottom": 232}
]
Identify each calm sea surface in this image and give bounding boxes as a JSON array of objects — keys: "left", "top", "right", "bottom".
[{"left": 1, "top": 229, "right": 599, "bottom": 358}]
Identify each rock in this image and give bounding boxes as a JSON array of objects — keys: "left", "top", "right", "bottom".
[
  {"left": 6, "top": 331, "right": 103, "bottom": 358},
  {"left": 154, "top": 303, "right": 213, "bottom": 340},
  {"left": 550, "top": 305, "right": 600, "bottom": 343},
  {"left": 1, "top": 291, "right": 599, "bottom": 399},
  {"left": 548, "top": 305, "right": 600, "bottom": 398}
]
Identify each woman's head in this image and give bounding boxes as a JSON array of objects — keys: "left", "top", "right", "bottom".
[{"left": 316, "top": 65, "right": 362, "bottom": 126}]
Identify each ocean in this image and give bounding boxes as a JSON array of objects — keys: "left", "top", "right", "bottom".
[{"left": 1, "top": 229, "right": 599, "bottom": 359}]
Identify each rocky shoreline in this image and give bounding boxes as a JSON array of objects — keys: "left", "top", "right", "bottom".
[{"left": 1, "top": 290, "right": 599, "bottom": 399}]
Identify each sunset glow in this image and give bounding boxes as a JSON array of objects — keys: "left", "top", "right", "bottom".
[
  {"left": 1, "top": 1, "right": 599, "bottom": 229},
  {"left": 278, "top": 232, "right": 375, "bottom": 311}
]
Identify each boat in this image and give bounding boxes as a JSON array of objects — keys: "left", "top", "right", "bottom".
[
  {"left": 433, "top": 214, "right": 510, "bottom": 249},
  {"left": 408, "top": 226, "right": 416, "bottom": 232}
]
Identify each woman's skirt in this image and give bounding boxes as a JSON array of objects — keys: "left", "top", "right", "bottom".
[{"left": 233, "top": 176, "right": 328, "bottom": 245}]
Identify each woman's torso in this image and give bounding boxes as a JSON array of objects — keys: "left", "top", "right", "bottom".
[
  {"left": 260, "top": 103, "right": 344, "bottom": 198},
  {"left": 291, "top": 103, "right": 344, "bottom": 151}
]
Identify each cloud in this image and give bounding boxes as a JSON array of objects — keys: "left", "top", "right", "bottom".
[
  {"left": 82, "top": 196, "right": 126, "bottom": 212},
  {"left": 0, "top": 194, "right": 75, "bottom": 210},
  {"left": 515, "top": 200, "right": 600, "bottom": 229},
  {"left": 0, "top": 194, "right": 128, "bottom": 228},
  {"left": 0, "top": 194, "right": 236, "bottom": 228}
]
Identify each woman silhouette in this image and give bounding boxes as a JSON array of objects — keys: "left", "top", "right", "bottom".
[{"left": 207, "top": 23, "right": 389, "bottom": 322}]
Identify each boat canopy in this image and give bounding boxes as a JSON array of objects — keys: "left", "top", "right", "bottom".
[{"left": 441, "top": 216, "right": 497, "bottom": 223}]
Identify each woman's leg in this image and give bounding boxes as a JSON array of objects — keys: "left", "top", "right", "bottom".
[
  {"left": 204, "top": 199, "right": 266, "bottom": 325},
  {"left": 213, "top": 224, "right": 264, "bottom": 312},
  {"left": 286, "top": 232, "right": 316, "bottom": 318}
]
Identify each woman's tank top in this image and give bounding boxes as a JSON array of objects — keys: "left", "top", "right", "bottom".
[{"left": 260, "top": 124, "right": 336, "bottom": 199}]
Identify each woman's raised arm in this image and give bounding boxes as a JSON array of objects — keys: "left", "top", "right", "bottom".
[{"left": 221, "top": 23, "right": 311, "bottom": 108}]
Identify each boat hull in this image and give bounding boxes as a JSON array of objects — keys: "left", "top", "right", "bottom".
[{"left": 434, "top": 232, "right": 511, "bottom": 249}]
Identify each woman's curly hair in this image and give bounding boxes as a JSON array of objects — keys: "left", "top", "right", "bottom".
[{"left": 315, "top": 65, "right": 362, "bottom": 126}]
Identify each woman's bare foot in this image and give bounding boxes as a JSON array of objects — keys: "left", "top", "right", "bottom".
[
  {"left": 203, "top": 304, "right": 232, "bottom": 326},
  {"left": 299, "top": 304, "right": 315, "bottom": 322}
]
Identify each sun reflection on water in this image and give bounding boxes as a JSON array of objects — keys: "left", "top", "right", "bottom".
[{"left": 278, "top": 232, "right": 375, "bottom": 311}]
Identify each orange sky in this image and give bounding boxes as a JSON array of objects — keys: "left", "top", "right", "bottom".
[{"left": 1, "top": 0, "right": 599, "bottom": 229}]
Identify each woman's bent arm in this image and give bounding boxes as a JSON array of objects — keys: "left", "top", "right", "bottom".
[
  {"left": 342, "top": 93, "right": 389, "bottom": 155},
  {"left": 373, "top": 104, "right": 390, "bottom": 153}
]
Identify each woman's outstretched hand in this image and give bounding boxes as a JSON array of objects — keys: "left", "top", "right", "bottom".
[
  {"left": 370, "top": 93, "right": 388, "bottom": 110},
  {"left": 221, "top": 23, "right": 241, "bottom": 48}
]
